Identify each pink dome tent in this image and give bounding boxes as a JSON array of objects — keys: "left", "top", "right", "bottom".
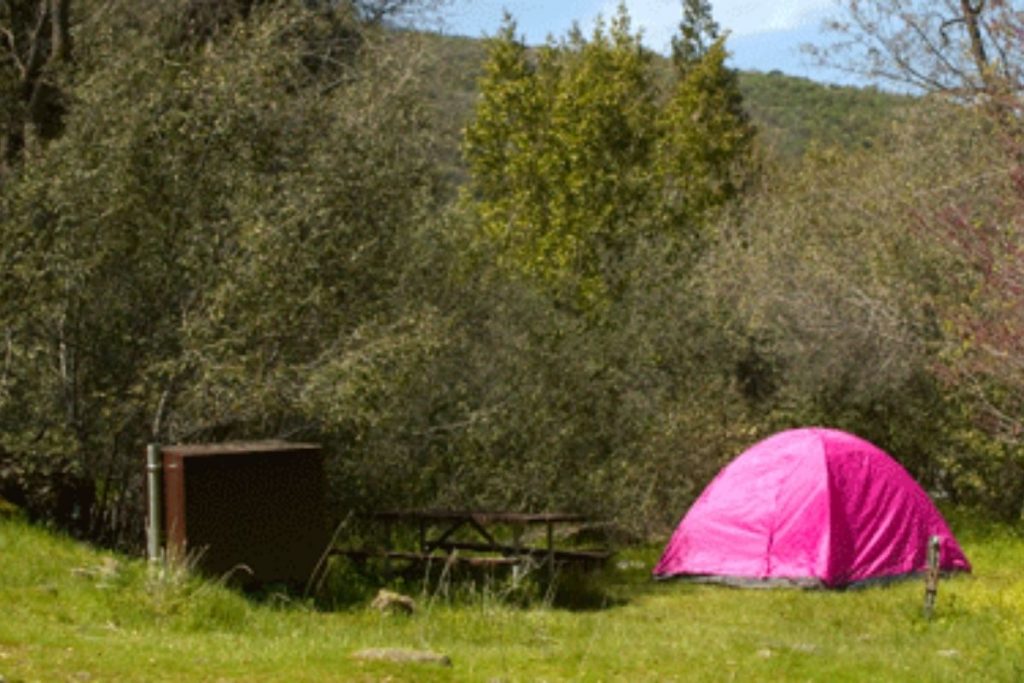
[{"left": 654, "top": 427, "right": 971, "bottom": 588}]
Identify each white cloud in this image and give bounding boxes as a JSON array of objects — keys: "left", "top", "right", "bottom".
[
  {"left": 720, "top": 1, "right": 833, "bottom": 35},
  {"left": 600, "top": 0, "right": 833, "bottom": 52}
]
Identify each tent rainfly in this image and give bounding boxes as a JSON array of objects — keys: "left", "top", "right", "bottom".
[{"left": 654, "top": 427, "right": 971, "bottom": 588}]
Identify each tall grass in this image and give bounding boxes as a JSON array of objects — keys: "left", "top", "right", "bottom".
[{"left": 1, "top": 513, "right": 1022, "bottom": 681}]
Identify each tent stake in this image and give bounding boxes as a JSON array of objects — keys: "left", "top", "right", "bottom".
[{"left": 923, "top": 535, "right": 941, "bottom": 619}]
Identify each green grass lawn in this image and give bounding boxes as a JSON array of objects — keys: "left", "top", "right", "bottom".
[{"left": 1, "top": 512, "right": 1022, "bottom": 682}]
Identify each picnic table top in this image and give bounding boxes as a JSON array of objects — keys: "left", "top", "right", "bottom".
[{"left": 369, "top": 509, "right": 588, "bottom": 525}]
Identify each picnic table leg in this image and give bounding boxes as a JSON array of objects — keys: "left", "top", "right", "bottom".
[
  {"left": 510, "top": 523, "right": 524, "bottom": 581},
  {"left": 546, "top": 520, "right": 554, "bottom": 570},
  {"left": 510, "top": 523, "right": 524, "bottom": 555},
  {"left": 383, "top": 519, "right": 393, "bottom": 578}
]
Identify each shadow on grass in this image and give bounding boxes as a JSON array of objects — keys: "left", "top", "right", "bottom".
[
  {"left": 545, "top": 567, "right": 630, "bottom": 611},
  {"left": 242, "top": 542, "right": 725, "bottom": 614},
  {"left": 303, "top": 554, "right": 663, "bottom": 612}
]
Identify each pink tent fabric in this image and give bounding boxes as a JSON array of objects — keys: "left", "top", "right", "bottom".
[{"left": 654, "top": 427, "right": 971, "bottom": 587}]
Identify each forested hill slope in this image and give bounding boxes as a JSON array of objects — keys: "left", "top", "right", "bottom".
[
  {"left": 425, "top": 33, "right": 914, "bottom": 166},
  {"left": 738, "top": 70, "right": 915, "bottom": 160}
]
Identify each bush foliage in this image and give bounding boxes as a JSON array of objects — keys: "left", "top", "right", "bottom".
[{"left": 1, "top": 0, "right": 1022, "bottom": 550}]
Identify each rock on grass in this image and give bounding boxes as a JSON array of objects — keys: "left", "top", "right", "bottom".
[{"left": 351, "top": 648, "right": 452, "bottom": 667}]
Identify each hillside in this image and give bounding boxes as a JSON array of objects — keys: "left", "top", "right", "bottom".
[{"left": 738, "top": 70, "right": 914, "bottom": 160}]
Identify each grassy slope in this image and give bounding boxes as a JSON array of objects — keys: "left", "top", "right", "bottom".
[{"left": 2, "top": 514, "right": 1022, "bottom": 682}]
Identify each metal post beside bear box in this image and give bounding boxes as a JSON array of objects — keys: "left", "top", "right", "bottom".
[{"left": 160, "top": 440, "right": 327, "bottom": 586}]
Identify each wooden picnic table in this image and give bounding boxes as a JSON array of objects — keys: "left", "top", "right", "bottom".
[{"left": 334, "top": 509, "right": 612, "bottom": 572}]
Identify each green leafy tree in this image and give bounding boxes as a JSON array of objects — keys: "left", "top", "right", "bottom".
[
  {"left": 0, "top": 0, "right": 447, "bottom": 541},
  {"left": 672, "top": 0, "right": 719, "bottom": 68},
  {"left": 657, "top": 36, "right": 755, "bottom": 238},
  {"left": 808, "top": 0, "right": 1024, "bottom": 518},
  {"left": 452, "top": 1, "right": 763, "bottom": 532},
  {"left": 464, "top": 2, "right": 756, "bottom": 306},
  {"left": 658, "top": 0, "right": 754, "bottom": 237},
  {"left": 463, "top": 8, "right": 657, "bottom": 306},
  {"left": 701, "top": 98, "right": 1024, "bottom": 518}
]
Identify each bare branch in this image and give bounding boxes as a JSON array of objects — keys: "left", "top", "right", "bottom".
[
  {"left": 0, "top": 27, "right": 27, "bottom": 78},
  {"left": 50, "top": 0, "right": 71, "bottom": 63},
  {"left": 22, "top": 0, "right": 51, "bottom": 88},
  {"left": 960, "top": 0, "right": 990, "bottom": 78}
]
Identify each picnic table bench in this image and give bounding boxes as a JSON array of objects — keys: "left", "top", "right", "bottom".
[{"left": 333, "top": 509, "right": 613, "bottom": 572}]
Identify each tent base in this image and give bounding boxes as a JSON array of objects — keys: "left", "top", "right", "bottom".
[
  {"left": 655, "top": 569, "right": 968, "bottom": 590},
  {"left": 655, "top": 574, "right": 825, "bottom": 589}
]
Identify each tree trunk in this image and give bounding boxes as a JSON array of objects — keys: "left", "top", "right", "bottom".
[
  {"left": 960, "top": 0, "right": 991, "bottom": 88},
  {"left": 0, "top": 0, "right": 73, "bottom": 185}
]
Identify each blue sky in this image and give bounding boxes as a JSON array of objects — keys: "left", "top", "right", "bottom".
[{"left": 440, "top": 0, "right": 850, "bottom": 85}]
